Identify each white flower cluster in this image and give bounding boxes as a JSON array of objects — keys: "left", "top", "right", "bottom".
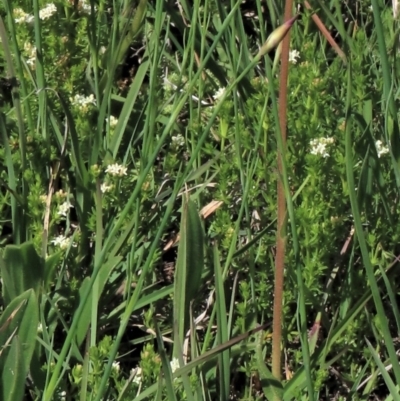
[
  {"left": 14, "top": 3, "right": 56, "bottom": 23},
  {"left": 309, "top": 137, "right": 335, "bottom": 158},
  {"left": 213, "top": 87, "right": 225, "bottom": 101},
  {"left": 375, "top": 140, "right": 389, "bottom": 158},
  {"left": 51, "top": 235, "right": 75, "bottom": 250},
  {"left": 100, "top": 183, "right": 113, "bottom": 193},
  {"left": 79, "top": 0, "right": 97, "bottom": 13},
  {"left": 24, "top": 42, "right": 36, "bottom": 67},
  {"left": 170, "top": 357, "right": 179, "bottom": 372},
  {"left": 171, "top": 134, "right": 185, "bottom": 148},
  {"left": 14, "top": 8, "right": 33, "bottom": 23},
  {"left": 105, "top": 163, "right": 127, "bottom": 177},
  {"left": 288, "top": 49, "right": 300, "bottom": 64},
  {"left": 106, "top": 115, "right": 118, "bottom": 129},
  {"left": 70, "top": 94, "right": 96, "bottom": 111},
  {"left": 112, "top": 361, "right": 120, "bottom": 373},
  {"left": 57, "top": 201, "right": 73, "bottom": 217},
  {"left": 39, "top": 3, "right": 57, "bottom": 20}
]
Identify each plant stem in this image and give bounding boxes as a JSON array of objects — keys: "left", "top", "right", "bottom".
[{"left": 271, "top": 0, "right": 293, "bottom": 385}]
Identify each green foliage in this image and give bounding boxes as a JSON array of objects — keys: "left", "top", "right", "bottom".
[
  {"left": 0, "top": 290, "right": 39, "bottom": 401},
  {"left": 0, "top": 0, "right": 399, "bottom": 400}
]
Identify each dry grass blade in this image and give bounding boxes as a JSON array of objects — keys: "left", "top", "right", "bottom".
[
  {"left": 0, "top": 300, "right": 26, "bottom": 333},
  {"left": 303, "top": 1, "right": 347, "bottom": 62},
  {"left": 0, "top": 327, "right": 18, "bottom": 357}
]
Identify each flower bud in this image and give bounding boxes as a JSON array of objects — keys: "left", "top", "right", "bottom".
[{"left": 258, "top": 15, "right": 299, "bottom": 57}]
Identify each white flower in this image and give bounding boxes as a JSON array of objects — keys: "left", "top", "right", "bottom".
[
  {"left": 106, "top": 115, "right": 118, "bottom": 128},
  {"left": 79, "top": 0, "right": 97, "bottom": 13},
  {"left": 13, "top": 8, "right": 34, "bottom": 24},
  {"left": 14, "top": 8, "right": 29, "bottom": 23},
  {"left": 375, "top": 140, "right": 389, "bottom": 158},
  {"left": 288, "top": 49, "right": 300, "bottom": 64},
  {"left": 58, "top": 201, "right": 73, "bottom": 217},
  {"left": 26, "top": 57, "right": 36, "bottom": 67},
  {"left": 309, "top": 137, "right": 334, "bottom": 158},
  {"left": 39, "top": 3, "right": 57, "bottom": 20},
  {"left": 37, "top": 323, "right": 43, "bottom": 333},
  {"left": 170, "top": 358, "right": 179, "bottom": 373},
  {"left": 100, "top": 183, "right": 113, "bottom": 193},
  {"left": 105, "top": 163, "right": 127, "bottom": 177},
  {"left": 70, "top": 94, "right": 96, "bottom": 111},
  {"left": 131, "top": 367, "right": 142, "bottom": 385},
  {"left": 112, "top": 361, "right": 120, "bottom": 373},
  {"left": 51, "top": 235, "right": 71, "bottom": 250},
  {"left": 171, "top": 134, "right": 185, "bottom": 148},
  {"left": 213, "top": 87, "right": 225, "bottom": 100},
  {"left": 99, "top": 46, "right": 107, "bottom": 55},
  {"left": 24, "top": 42, "right": 36, "bottom": 67}
]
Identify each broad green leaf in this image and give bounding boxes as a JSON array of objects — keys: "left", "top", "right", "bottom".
[
  {"left": 76, "top": 277, "right": 93, "bottom": 346},
  {"left": 173, "top": 196, "right": 204, "bottom": 355},
  {"left": 0, "top": 242, "right": 44, "bottom": 305},
  {"left": 2, "top": 336, "right": 24, "bottom": 401},
  {"left": 75, "top": 256, "right": 122, "bottom": 346},
  {"left": 256, "top": 330, "right": 283, "bottom": 401},
  {"left": 0, "top": 289, "right": 38, "bottom": 392},
  {"left": 43, "top": 252, "right": 61, "bottom": 290}
]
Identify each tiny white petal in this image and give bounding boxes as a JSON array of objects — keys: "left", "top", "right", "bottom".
[
  {"left": 170, "top": 358, "right": 179, "bottom": 373},
  {"left": 105, "top": 163, "right": 127, "bottom": 177},
  {"left": 288, "top": 49, "right": 300, "bottom": 64},
  {"left": 57, "top": 201, "right": 73, "bottom": 217},
  {"left": 375, "top": 140, "right": 389, "bottom": 158}
]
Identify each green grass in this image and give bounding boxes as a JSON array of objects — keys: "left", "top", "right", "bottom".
[{"left": 0, "top": 0, "right": 400, "bottom": 400}]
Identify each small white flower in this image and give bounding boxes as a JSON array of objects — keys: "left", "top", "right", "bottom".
[
  {"left": 171, "top": 134, "right": 185, "bottom": 148},
  {"left": 25, "top": 14, "right": 34, "bottom": 23},
  {"left": 288, "top": 49, "right": 300, "bottom": 64},
  {"left": 24, "top": 42, "right": 36, "bottom": 67},
  {"left": 375, "top": 140, "right": 389, "bottom": 158},
  {"left": 70, "top": 94, "right": 96, "bottom": 111},
  {"left": 112, "top": 361, "right": 120, "bottom": 373},
  {"left": 105, "top": 163, "right": 127, "bottom": 177},
  {"left": 14, "top": 8, "right": 29, "bottom": 23},
  {"left": 213, "top": 87, "right": 225, "bottom": 100},
  {"left": 99, "top": 46, "right": 107, "bottom": 55},
  {"left": 58, "top": 201, "right": 73, "bottom": 217},
  {"left": 131, "top": 367, "right": 142, "bottom": 385},
  {"left": 309, "top": 137, "right": 334, "bottom": 158},
  {"left": 100, "top": 183, "right": 113, "bottom": 193},
  {"left": 39, "top": 3, "right": 57, "bottom": 20},
  {"left": 106, "top": 115, "right": 118, "bottom": 128},
  {"left": 60, "top": 390, "right": 66, "bottom": 401},
  {"left": 26, "top": 57, "right": 36, "bottom": 67},
  {"left": 170, "top": 358, "right": 179, "bottom": 373},
  {"left": 37, "top": 323, "right": 43, "bottom": 333},
  {"left": 51, "top": 235, "right": 71, "bottom": 250},
  {"left": 79, "top": 0, "right": 97, "bottom": 13}
]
